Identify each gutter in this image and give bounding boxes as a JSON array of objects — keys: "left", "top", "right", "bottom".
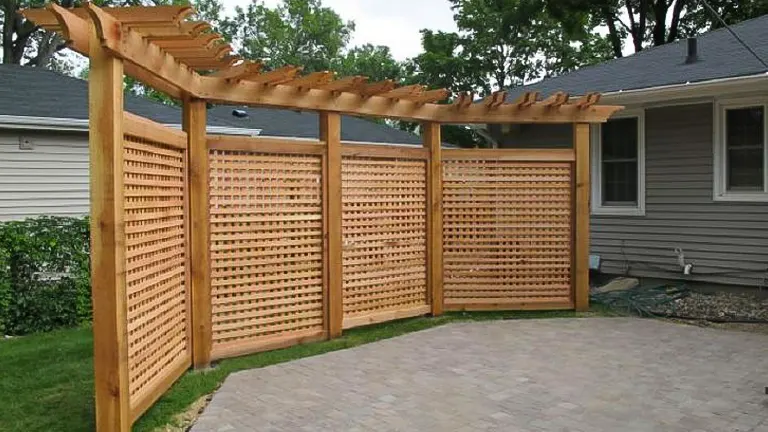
[
  {"left": 0, "top": 115, "right": 263, "bottom": 136},
  {"left": 597, "top": 71, "right": 768, "bottom": 106}
]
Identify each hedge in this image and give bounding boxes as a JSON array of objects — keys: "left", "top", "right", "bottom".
[{"left": 0, "top": 216, "right": 91, "bottom": 335}]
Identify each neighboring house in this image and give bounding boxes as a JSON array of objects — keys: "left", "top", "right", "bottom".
[
  {"left": 491, "top": 15, "right": 768, "bottom": 287},
  {"left": 0, "top": 64, "right": 421, "bottom": 220}
]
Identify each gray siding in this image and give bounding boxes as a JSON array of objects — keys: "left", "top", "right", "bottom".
[
  {"left": 0, "top": 130, "right": 90, "bottom": 220},
  {"left": 497, "top": 103, "right": 768, "bottom": 287}
]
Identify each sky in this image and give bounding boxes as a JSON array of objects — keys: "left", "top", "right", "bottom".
[{"left": 219, "top": 0, "right": 459, "bottom": 60}]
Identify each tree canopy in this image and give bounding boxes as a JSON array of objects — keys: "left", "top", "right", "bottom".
[{"left": 545, "top": 0, "right": 768, "bottom": 58}]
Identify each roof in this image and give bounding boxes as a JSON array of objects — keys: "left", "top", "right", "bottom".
[
  {"left": 206, "top": 106, "right": 421, "bottom": 144},
  {"left": 506, "top": 14, "right": 768, "bottom": 101},
  {"left": 0, "top": 64, "right": 421, "bottom": 144}
]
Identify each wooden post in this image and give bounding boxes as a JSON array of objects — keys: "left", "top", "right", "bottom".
[
  {"left": 89, "top": 21, "right": 130, "bottom": 432},
  {"left": 424, "top": 122, "right": 444, "bottom": 316},
  {"left": 573, "top": 123, "right": 590, "bottom": 311},
  {"left": 184, "top": 99, "right": 212, "bottom": 368},
  {"left": 320, "top": 112, "right": 343, "bottom": 338}
]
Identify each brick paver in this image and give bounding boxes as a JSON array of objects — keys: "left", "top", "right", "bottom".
[{"left": 192, "top": 318, "right": 768, "bottom": 432}]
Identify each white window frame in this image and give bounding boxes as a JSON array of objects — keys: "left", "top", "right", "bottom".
[
  {"left": 713, "top": 97, "right": 768, "bottom": 202},
  {"left": 590, "top": 109, "right": 646, "bottom": 216}
]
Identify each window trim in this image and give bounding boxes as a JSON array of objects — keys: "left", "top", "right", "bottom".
[
  {"left": 713, "top": 97, "right": 768, "bottom": 202},
  {"left": 590, "top": 109, "right": 646, "bottom": 216}
]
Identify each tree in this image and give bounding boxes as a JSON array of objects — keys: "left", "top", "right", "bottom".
[
  {"left": 1, "top": 0, "right": 71, "bottom": 67},
  {"left": 402, "top": 0, "right": 613, "bottom": 148},
  {"left": 331, "top": 44, "right": 403, "bottom": 82},
  {"left": 220, "top": 0, "right": 354, "bottom": 72},
  {"left": 1, "top": 0, "right": 184, "bottom": 69},
  {"left": 546, "top": 0, "right": 768, "bottom": 58},
  {"left": 448, "top": 0, "right": 612, "bottom": 90}
]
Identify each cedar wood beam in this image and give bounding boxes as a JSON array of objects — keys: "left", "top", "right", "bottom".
[{"left": 27, "top": 5, "right": 623, "bottom": 123}]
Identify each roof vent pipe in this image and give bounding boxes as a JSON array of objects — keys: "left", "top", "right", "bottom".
[{"left": 685, "top": 37, "right": 698, "bottom": 64}]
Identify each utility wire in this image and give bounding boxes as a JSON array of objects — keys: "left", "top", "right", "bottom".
[{"left": 699, "top": 0, "right": 768, "bottom": 69}]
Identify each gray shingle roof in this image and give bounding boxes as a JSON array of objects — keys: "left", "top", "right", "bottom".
[
  {"left": 207, "top": 106, "right": 421, "bottom": 144},
  {"left": 506, "top": 14, "right": 768, "bottom": 101},
  {"left": 0, "top": 64, "right": 421, "bottom": 144}
]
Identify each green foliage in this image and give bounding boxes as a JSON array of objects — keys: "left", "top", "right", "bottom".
[
  {"left": 544, "top": 0, "right": 768, "bottom": 57},
  {"left": 332, "top": 44, "right": 404, "bottom": 83},
  {"left": 221, "top": 0, "right": 355, "bottom": 72},
  {"left": 0, "top": 216, "right": 90, "bottom": 335}
]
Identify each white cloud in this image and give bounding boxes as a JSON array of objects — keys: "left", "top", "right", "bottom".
[{"left": 219, "top": 0, "right": 458, "bottom": 60}]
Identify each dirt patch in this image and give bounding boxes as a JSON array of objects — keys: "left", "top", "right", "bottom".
[{"left": 152, "top": 394, "right": 212, "bottom": 432}]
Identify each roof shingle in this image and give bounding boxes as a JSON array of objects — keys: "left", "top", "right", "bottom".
[
  {"left": 505, "top": 14, "right": 768, "bottom": 101},
  {"left": 0, "top": 64, "right": 421, "bottom": 144}
]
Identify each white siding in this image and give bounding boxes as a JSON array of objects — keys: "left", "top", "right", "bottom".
[{"left": 0, "top": 130, "right": 90, "bottom": 220}]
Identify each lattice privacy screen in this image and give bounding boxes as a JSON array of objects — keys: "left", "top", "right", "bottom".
[
  {"left": 442, "top": 160, "right": 574, "bottom": 308},
  {"left": 209, "top": 150, "right": 325, "bottom": 358},
  {"left": 123, "top": 132, "right": 190, "bottom": 409},
  {"left": 341, "top": 156, "right": 429, "bottom": 327}
]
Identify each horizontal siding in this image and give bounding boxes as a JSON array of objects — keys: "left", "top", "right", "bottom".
[
  {"left": 498, "top": 103, "right": 768, "bottom": 287},
  {"left": 0, "top": 130, "right": 89, "bottom": 220}
]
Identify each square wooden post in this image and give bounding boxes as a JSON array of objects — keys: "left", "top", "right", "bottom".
[
  {"left": 320, "top": 112, "right": 343, "bottom": 337},
  {"left": 88, "top": 21, "right": 130, "bottom": 432},
  {"left": 423, "top": 122, "right": 444, "bottom": 316},
  {"left": 573, "top": 123, "right": 591, "bottom": 311},
  {"left": 184, "top": 99, "right": 212, "bottom": 368}
]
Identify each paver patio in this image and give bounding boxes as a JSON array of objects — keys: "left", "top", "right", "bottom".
[{"left": 192, "top": 318, "right": 768, "bottom": 432}]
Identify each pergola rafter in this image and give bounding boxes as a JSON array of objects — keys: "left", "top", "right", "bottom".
[{"left": 22, "top": 3, "right": 622, "bottom": 124}]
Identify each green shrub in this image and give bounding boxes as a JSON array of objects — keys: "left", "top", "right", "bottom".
[{"left": 0, "top": 216, "right": 90, "bottom": 335}]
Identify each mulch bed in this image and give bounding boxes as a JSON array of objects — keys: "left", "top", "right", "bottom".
[{"left": 651, "top": 291, "right": 768, "bottom": 322}]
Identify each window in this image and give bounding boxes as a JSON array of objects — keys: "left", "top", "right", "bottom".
[
  {"left": 591, "top": 111, "right": 645, "bottom": 216},
  {"left": 714, "top": 99, "right": 768, "bottom": 201}
]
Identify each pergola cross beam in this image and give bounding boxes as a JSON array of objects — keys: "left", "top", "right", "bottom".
[{"left": 22, "top": 3, "right": 622, "bottom": 124}]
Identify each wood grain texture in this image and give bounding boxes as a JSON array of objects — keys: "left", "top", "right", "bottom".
[
  {"left": 442, "top": 148, "right": 574, "bottom": 162},
  {"left": 341, "top": 143, "right": 429, "bottom": 160},
  {"left": 321, "top": 112, "right": 343, "bottom": 338},
  {"left": 208, "top": 135, "right": 324, "bottom": 155},
  {"left": 342, "top": 305, "right": 430, "bottom": 329},
  {"left": 574, "top": 123, "right": 591, "bottom": 311},
  {"left": 424, "top": 123, "right": 444, "bottom": 316},
  {"left": 88, "top": 22, "right": 130, "bottom": 432},
  {"left": 184, "top": 99, "right": 212, "bottom": 368}
]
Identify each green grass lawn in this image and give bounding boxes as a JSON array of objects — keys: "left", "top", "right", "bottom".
[{"left": 0, "top": 308, "right": 615, "bottom": 431}]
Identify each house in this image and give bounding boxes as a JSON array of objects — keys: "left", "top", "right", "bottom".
[
  {"left": 491, "top": 15, "right": 768, "bottom": 287},
  {"left": 0, "top": 64, "right": 421, "bottom": 220}
]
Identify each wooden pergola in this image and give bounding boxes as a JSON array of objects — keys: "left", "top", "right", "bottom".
[{"left": 23, "top": 4, "right": 622, "bottom": 432}]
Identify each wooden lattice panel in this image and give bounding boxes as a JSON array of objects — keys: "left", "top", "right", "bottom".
[
  {"left": 123, "top": 134, "right": 189, "bottom": 405},
  {"left": 442, "top": 160, "right": 573, "bottom": 308},
  {"left": 341, "top": 156, "right": 428, "bottom": 326},
  {"left": 209, "top": 150, "right": 325, "bottom": 357}
]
